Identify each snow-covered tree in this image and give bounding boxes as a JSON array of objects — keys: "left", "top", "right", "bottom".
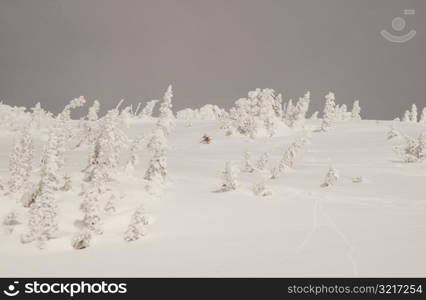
[
  {"left": 319, "top": 92, "right": 336, "bottom": 132},
  {"left": 321, "top": 166, "right": 339, "bottom": 187},
  {"left": 310, "top": 111, "right": 319, "bottom": 120},
  {"left": 394, "top": 132, "right": 426, "bottom": 162},
  {"left": 124, "top": 206, "right": 149, "bottom": 242},
  {"left": 256, "top": 152, "right": 270, "bottom": 171},
  {"left": 224, "top": 88, "right": 283, "bottom": 138},
  {"left": 30, "top": 102, "right": 52, "bottom": 127},
  {"left": 8, "top": 125, "right": 34, "bottom": 193},
  {"left": 157, "top": 85, "right": 175, "bottom": 136},
  {"left": 351, "top": 100, "right": 361, "bottom": 120},
  {"left": 139, "top": 100, "right": 159, "bottom": 119},
  {"left": 21, "top": 129, "right": 60, "bottom": 248},
  {"left": 271, "top": 142, "right": 298, "bottom": 179},
  {"left": 252, "top": 170, "right": 272, "bottom": 197},
  {"left": 87, "top": 100, "right": 100, "bottom": 121},
  {"left": 402, "top": 110, "right": 410, "bottom": 122},
  {"left": 410, "top": 104, "right": 418, "bottom": 123},
  {"left": 79, "top": 108, "right": 127, "bottom": 234},
  {"left": 220, "top": 161, "right": 238, "bottom": 192},
  {"left": 242, "top": 151, "right": 255, "bottom": 173},
  {"left": 125, "top": 135, "right": 146, "bottom": 173},
  {"left": 419, "top": 108, "right": 426, "bottom": 124},
  {"left": 284, "top": 91, "right": 311, "bottom": 128},
  {"left": 145, "top": 127, "right": 168, "bottom": 195}
]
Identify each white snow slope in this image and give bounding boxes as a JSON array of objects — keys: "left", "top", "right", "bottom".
[{"left": 1, "top": 120, "right": 426, "bottom": 277}]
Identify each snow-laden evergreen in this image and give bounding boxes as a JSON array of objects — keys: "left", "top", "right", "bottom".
[
  {"left": 220, "top": 161, "right": 238, "bottom": 192},
  {"left": 319, "top": 92, "right": 336, "bottom": 132},
  {"left": 157, "top": 85, "right": 175, "bottom": 136},
  {"left": 351, "top": 100, "right": 361, "bottom": 120},
  {"left": 21, "top": 128, "right": 61, "bottom": 248},
  {"left": 124, "top": 206, "right": 149, "bottom": 242},
  {"left": 8, "top": 125, "right": 34, "bottom": 194}
]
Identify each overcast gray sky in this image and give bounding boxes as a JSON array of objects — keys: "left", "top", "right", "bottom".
[{"left": 0, "top": 0, "right": 424, "bottom": 119}]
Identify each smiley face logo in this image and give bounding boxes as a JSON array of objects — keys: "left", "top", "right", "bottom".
[
  {"left": 381, "top": 9, "right": 416, "bottom": 43},
  {"left": 3, "top": 282, "right": 20, "bottom": 297}
]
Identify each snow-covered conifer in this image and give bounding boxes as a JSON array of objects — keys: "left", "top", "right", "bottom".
[
  {"left": 139, "top": 100, "right": 159, "bottom": 119},
  {"left": 21, "top": 129, "right": 60, "bottom": 248},
  {"left": 271, "top": 143, "right": 298, "bottom": 179},
  {"left": 319, "top": 92, "right": 336, "bottom": 131},
  {"left": 87, "top": 100, "right": 100, "bottom": 121},
  {"left": 157, "top": 85, "right": 175, "bottom": 136},
  {"left": 252, "top": 170, "right": 272, "bottom": 197},
  {"left": 310, "top": 111, "right": 319, "bottom": 120},
  {"left": 220, "top": 161, "right": 238, "bottom": 192},
  {"left": 124, "top": 206, "right": 149, "bottom": 242},
  {"left": 286, "top": 91, "right": 310, "bottom": 128},
  {"left": 8, "top": 126, "right": 34, "bottom": 193},
  {"left": 410, "top": 104, "right": 418, "bottom": 123},
  {"left": 402, "top": 110, "right": 410, "bottom": 122},
  {"left": 419, "top": 108, "right": 426, "bottom": 124},
  {"left": 395, "top": 132, "right": 426, "bottom": 162},
  {"left": 351, "top": 100, "right": 361, "bottom": 120},
  {"left": 242, "top": 151, "right": 255, "bottom": 173},
  {"left": 256, "top": 152, "right": 270, "bottom": 170},
  {"left": 125, "top": 136, "right": 146, "bottom": 173}
]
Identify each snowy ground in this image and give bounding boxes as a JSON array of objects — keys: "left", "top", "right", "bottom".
[{"left": 1, "top": 119, "right": 426, "bottom": 277}]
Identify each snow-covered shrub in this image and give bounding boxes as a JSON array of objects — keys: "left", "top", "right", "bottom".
[
  {"left": 252, "top": 170, "right": 272, "bottom": 197},
  {"left": 8, "top": 125, "right": 34, "bottom": 193},
  {"left": 71, "top": 230, "right": 92, "bottom": 250},
  {"left": 220, "top": 161, "right": 238, "bottom": 192},
  {"left": 124, "top": 206, "right": 149, "bottom": 242},
  {"left": 256, "top": 152, "right": 270, "bottom": 171},
  {"left": 0, "top": 103, "right": 31, "bottom": 131},
  {"left": 321, "top": 166, "right": 339, "bottom": 187},
  {"left": 394, "top": 132, "right": 426, "bottom": 162},
  {"left": 242, "top": 151, "right": 255, "bottom": 173},
  {"left": 176, "top": 104, "right": 226, "bottom": 121},
  {"left": 3, "top": 211, "right": 20, "bottom": 226}
]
